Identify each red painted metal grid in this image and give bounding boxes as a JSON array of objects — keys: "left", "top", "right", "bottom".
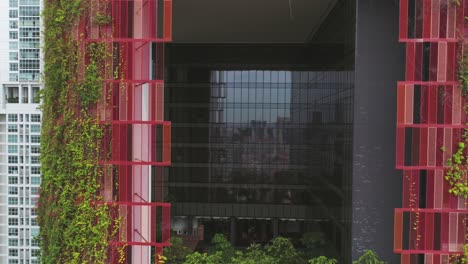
[
  {"left": 86, "top": 0, "right": 172, "bottom": 42},
  {"left": 396, "top": 0, "right": 468, "bottom": 263},
  {"left": 79, "top": 1, "right": 172, "bottom": 263}
]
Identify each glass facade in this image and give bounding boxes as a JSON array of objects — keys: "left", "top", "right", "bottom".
[
  {"left": 166, "top": 68, "right": 353, "bottom": 207},
  {"left": 164, "top": 0, "right": 356, "bottom": 260},
  {"left": 165, "top": 46, "right": 354, "bottom": 264}
]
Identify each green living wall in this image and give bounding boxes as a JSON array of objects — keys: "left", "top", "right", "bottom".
[{"left": 38, "top": 1, "right": 122, "bottom": 263}]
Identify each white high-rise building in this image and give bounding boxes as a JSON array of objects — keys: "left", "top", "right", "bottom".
[{"left": 0, "top": 0, "right": 42, "bottom": 263}]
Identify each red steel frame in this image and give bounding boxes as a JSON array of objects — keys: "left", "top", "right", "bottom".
[
  {"left": 78, "top": 1, "right": 172, "bottom": 263},
  {"left": 396, "top": 0, "right": 467, "bottom": 263}
]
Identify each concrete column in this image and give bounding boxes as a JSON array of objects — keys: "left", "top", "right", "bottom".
[{"left": 352, "top": 1, "right": 404, "bottom": 263}]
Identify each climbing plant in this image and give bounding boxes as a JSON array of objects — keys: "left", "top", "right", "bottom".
[
  {"left": 38, "top": 0, "right": 123, "bottom": 263},
  {"left": 446, "top": 2, "right": 468, "bottom": 261},
  {"left": 458, "top": 51, "right": 468, "bottom": 95},
  {"left": 444, "top": 134, "right": 468, "bottom": 199}
]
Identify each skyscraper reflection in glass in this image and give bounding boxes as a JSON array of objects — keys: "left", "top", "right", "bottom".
[{"left": 165, "top": 45, "right": 354, "bottom": 259}]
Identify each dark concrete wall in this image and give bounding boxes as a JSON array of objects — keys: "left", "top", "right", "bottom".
[{"left": 352, "top": 0, "right": 405, "bottom": 263}]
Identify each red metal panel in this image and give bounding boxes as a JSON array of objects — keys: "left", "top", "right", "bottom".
[
  {"left": 440, "top": 213, "right": 449, "bottom": 251},
  {"left": 417, "top": 212, "right": 426, "bottom": 250},
  {"left": 397, "top": 127, "right": 406, "bottom": 167},
  {"left": 81, "top": 0, "right": 172, "bottom": 262},
  {"left": 446, "top": 43, "right": 456, "bottom": 82},
  {"left": 401, "top": 0, "right": 409, "bottom": 39},
  {"left": 407, "top": 42, "right": 416, "bottom": 81},
  {"left": 416, "top": 0, "right": 424, "bottom": 38},
  {"left": 396, "top": 0, "right": 467, "bottom": 260},
  {"left": 425, "top": 212, "right": 434, "bottom": 250},
  {"left": 439, "top": 0, "right": 448, "bottom": 38},
  {"left": 428, "top": 85, "right": 437, "bottom": 123},
  {"left": 406, "top": 84, "right": 415, "bottom": 124},
  {"left": 432, "top": 0, "right": 441, "bottom": 39},
  {"left": 438, "top": 42, "right": 447, "bottom": 81},
  {"left": 423, "top": 0, "right": 432, "bottom": 38},
  {"left": 398, "top": 83, "right": 406, "bottom": 124},
  {"left": 394, "top": 210, "right": 404, "bottom": 250},
  {"left": 402, "top": 253, "right": 411, "bottom": 264},
  {"left": 452, "top": 84, "right": 462, "bottom": 124},
  {"left": 403, "top": 171, "right": 411, "bottom": 208},
  {"left": 421, "top": 85, "right": 429, "bottom": 123},
  {"left": 427, "top": 170, "right": 435, "bottom": 208},
  {"left": 415, "top": 43, "right": 423, "bottom": 81},
  {"left": 457, "top": 213, "right": 465, "bottom": 248},
  {"left": 412, "top": 128, "right": 420, "bottom": 166},
  {"left": 430, "top": 43, "right": 439, "bottom": 81},
  {"left": 425, "top": 253, "right": 433, "bottom": 264},
  {"left": 419, "top": 128, "right": 428, "bottom": 166},
  {"left": 457, "top": 1, "right": 465, "bottom": 36},
  {"left": 428, "top": 127, "right": 436, "bottom": 166},
  {"left": 164, "top": 0, "right": 173, "bottom": 40}
]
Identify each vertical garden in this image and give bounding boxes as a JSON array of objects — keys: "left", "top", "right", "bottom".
[{"left": 38, "top": 0, "right": 119, "bottom": 263}]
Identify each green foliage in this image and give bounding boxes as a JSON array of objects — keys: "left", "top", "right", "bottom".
[
  {"left": 454, "top": 18, "right": 468, "bottom": 261},
  {"left": 210, "top": 234, "right": 236, "bottom": 262},
  {"left": 184, "top": 252, "right": 224, "bottom": 264},
  {"left": 459, "top": 51, "right": 468, "bottom": 95},
  {"left": 38, "top": 0, "right": 122, "bottom": 263},
  {"left": 352, "top": 250, "right": 385, "bottom": 264},
  {"left": 180, "top": 234, "right": 391, "bottom": 263},
  {"left": 444, "top": 128, "right": 468, "bottom": 198},
  {"left": 231, "top": 244, "right": 274, "bottom": 264},
  {"left": 444, "top": 45, "right": 468, "bottom": 198},
  {"left": 163, "top": 237, "right": 193, "bottom": 264},
  {"left": 463, "top": 243, "right": 468, "bottom": 264},
  {"left": 308, "top": 256, "right": 338, "bottom": 264},
  {"left": 266, "top": 237, "right": 304, "bottom": 264},
  {"left": 157, "top": 254, "right": 168, "bottom": 264},
  {"left": 211, "top": 234, "right": 233, "bottom": 252},
  {"left": 184, "top": 235, "right": 305, "bottom": 264},
  {"left": 94, "top": 12, "right": 112, "bottom": 25}
]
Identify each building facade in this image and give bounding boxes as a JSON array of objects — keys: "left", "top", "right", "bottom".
[
  {"left": 78, "top": 1, "right": 173, "bottom": 263},
  {"left": 394, "top": 0, "right": 468, "bottom": 262},
  {"left": 0, "top": 0, "right": 42, "bottom": 263},
  {"left": 166, "top": 0, "right": 404, "bottom": 262},
  {"left": 11, "top": 0, "right": 467, "bottom": 263}
]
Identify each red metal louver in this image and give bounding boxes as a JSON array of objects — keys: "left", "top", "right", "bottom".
[
  {"left": 395, "top": 0, "right": 467, "bottom": 263},
  {"left": 80, "top": 1, "right": 172, "bottom": 263}
]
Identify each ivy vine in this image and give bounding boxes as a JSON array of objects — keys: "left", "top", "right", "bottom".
[
  {"left": 445, "top": 27, "right": 468, "bottom": 199},
  {"left": 447, "top": 2, "right": 468, "bottom": 260},
  {"left": 458, "top": 51, "right": 468, "bottom": 95},
  {"left": 38, "top": 0, "right": 123, "bottom": 263},
  {"left": 444, "top": 132, "right": 468, "bottom": 198}
]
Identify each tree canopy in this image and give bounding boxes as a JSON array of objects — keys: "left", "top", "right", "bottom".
[{"left": 161, "top": 234, "right": 385, "bottom": 264}]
